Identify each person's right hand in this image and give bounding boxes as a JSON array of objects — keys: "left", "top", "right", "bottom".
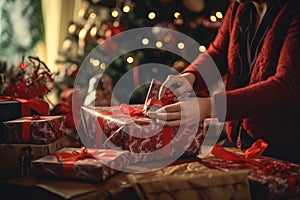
[{"left": 158, "top": 72, "right": 196, "bottom": 100}]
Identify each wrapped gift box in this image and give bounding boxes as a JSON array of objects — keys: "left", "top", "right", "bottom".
[
  {"left": 32, "top": 147, "right": 130, "bottom": 182},
  {"left": 128, "top": 161, "right": 251, "bottom": 200},
  {"left": 0, "top": 138, "right": 63, "bottom": 180},
  {"left": 0, "top": 98, "right": 49, "bottom": 139},
  {"left": 81, "top": 104, "right": 204, "bottom": 162},
  {"left": 202, "top": 156, "right": 300, "bottom": 200},
  {"left": 3, "top": 115, "right": 66, "bottom": 144}
]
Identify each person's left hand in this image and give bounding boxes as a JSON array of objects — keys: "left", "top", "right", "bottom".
[{"left": 148, "top": 97, "right": 212, "bottom": 127}]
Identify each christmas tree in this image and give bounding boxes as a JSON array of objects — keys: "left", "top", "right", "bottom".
[{"left": 55, "top": 0, "right": 230, "bottom": 105}]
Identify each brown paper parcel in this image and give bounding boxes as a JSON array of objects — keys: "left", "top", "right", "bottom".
[{"left": 128, "top": 162, "right": 251, "bottom": 200}]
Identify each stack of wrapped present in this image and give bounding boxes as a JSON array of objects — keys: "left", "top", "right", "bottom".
[
  {"left": 0, "top": 56, "right": 65, "bottom": 180},
  {"left": 31, "top": 79, "right": 205, "bottom": 182}
]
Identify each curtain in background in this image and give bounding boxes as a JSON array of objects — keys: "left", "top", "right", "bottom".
[{"left": 0, "top": 0, "right": 44, "bottom": 65}]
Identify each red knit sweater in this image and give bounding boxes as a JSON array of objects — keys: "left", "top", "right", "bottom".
[{"left": 183, "top": 0, "right": 300, "bottom": 146}]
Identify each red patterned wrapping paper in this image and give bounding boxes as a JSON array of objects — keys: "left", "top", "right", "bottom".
[
  {"left": 202, "top": 156, "right": 300, "bottom": 200},
  {"left": 3, "top": 115, "right": 66, "bottom": 144},
  {"left": 32, "top": 147, "right": 130, "bottom": 181},
  {"left": 81, "top": 104, "right": 204, "bottom": 161}
]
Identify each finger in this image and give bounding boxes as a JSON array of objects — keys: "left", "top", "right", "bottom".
[
  {"left": 156, "top": 119, "right": 181, "bottom": 127},
  {"left": 158, "top": 75, "right": 175, "bottom": 100},
  {"left": 162, "top": 103, "right": 181, "bottom": 113},
  {"left": 155, "top": 111, "right": 181, "bottom": 120},
  {"left": 158, "top": 85, "right": 167, "bottom": 100}
]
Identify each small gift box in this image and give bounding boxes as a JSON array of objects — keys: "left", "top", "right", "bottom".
[
  {"left": 202, "top": 151, "right": 300, "bottom": 200},
  {"left": 128, "top": 162, "right": 251, "bottom": 200},
  {"left": 32, "top": 147, "right": 130, "bottom": 182},
  {"left": 3, "top": 115, "right": 66, "bottom": 144},
  {"left": 0, "top": 98, "right": 49, "bottom": 139},
  {"left": 0, "top": 138, "right": 63, "bottom": 180}
]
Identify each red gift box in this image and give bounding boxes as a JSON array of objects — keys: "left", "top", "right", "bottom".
[
  {"left": 32, "top": 147, "right": 130, "bottom": 181},
  {"left": 3, "top": 115, "right": 66, "bottom": 144},
  {"left": 81, "top": 104, "right": 204, "bottom": 162},
  {"left": 202, "top": 156, "right": 300, "bottom": 200}
]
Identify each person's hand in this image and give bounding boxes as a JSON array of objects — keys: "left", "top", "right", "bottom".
[
  {"left": 158, "top": 73, "right": 196, "bottom": 100},
  {"left": 148, "top": 97, "right": 212, "bottom": 127}
]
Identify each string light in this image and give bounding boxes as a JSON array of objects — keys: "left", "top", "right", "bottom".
[
  {"left": 68, "top": 24, "right": 76, "bottom": 34},
  {"left": 164, "top": 36, "right": 171, "bottom": 43},
  {"left": 216, "top": 11, "right": 223, "bottom": 19},
  {"left": 112, "top": 10, "right": 119, "bottom": 18},
  {"left": 62, "top": 39, "right": 72, "bottom": 50},
  {"left": 79, "top": 29, "right": 87, "bottom": 40},
  {"left": 177, "top": 42, "right": 185, "bottom": 50},
  {"left": 152, "top": 67, "right": 158, "bottom": 73},
  {"left": 123, "top": 5, "right": 131, "bottom": 13},
  {"left": 156, "top": 41, "right": 163, "bottom": 48},
  {"left": 148, "top": 12, "right": 156, "bottom": 20},
  {"left": 210, "top": 15, "right": 217, "bottom": 22},
  {"left": 127, "top": 56, "right": 134, "bottom": 64},
  {"left": 100, "top": 63, "right": 106, "bottom": 69},
  {"left": 89, "top": 12, "right": 96, "bottom": 19},
  {"left": 199, "top": 45, "right": 206, "bottom": 52},
  {"left": 174, "top": 12, "right": 181, "bottom": 19},
  {"left": 90, "top": 26, "right": 98, "bottom": 37},
  {"left": 141, "top": 38, "right": 149, "bottom": 45}
]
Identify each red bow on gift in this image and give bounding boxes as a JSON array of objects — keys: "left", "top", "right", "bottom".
[
  {"left": 212, "top": 139, "right": 268, "bottom": 161},
  {"left": 55, "top": 147, "right": 96, "bottom": 162}
]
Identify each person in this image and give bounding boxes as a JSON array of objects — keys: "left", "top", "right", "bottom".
[{"left": 149, "top": 0, "right": 300, "bottom": 163}]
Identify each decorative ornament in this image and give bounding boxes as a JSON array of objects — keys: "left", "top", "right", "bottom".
[
  {"left": 14, "top": 56, "right": 54, "bottom": 99},
  {"left": 182, "top": 0, "right": 205, "bottom": 13},
  {"left": 105, "top": 24, "right": 125, "bottom": 38}
]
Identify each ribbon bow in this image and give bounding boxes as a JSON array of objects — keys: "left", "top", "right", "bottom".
[{"left": 55, "top": 147, "right": 96, "bottom": 162}]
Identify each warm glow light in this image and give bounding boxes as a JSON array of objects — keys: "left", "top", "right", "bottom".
[
  {"left": 174, "top": 12, "right": 181, "bottom": 19},
  {"left": 68, "top": 24, "right": 76, "bottom": 34},
  {"left": 90, "top": 27, "right": 98, "bottom": 37},
  {"left": 79, "top": 29, "right": 87, "bottom": 40},
  {"left": 113, "top": 21, "right": 120, "bottom": 27},
  {"left": 142, "top": 38, "right": 149, "bottom": 45},
  {"left": 89, "top": 12, "right": 96, "bottom": 19},
  {"left": 148, "top": 12, "right": 156, "bottom": 20},
  {"left": 62, "top": 39, "right": 72, "bottom": 50},
  {"left": 89, "top": 57, "right": 94, "bottom": 63},
  {"left": 92, "top": 59, "right": 100, "bottom": 67},
  {"left": 112, "top": 10, "right": 119, "bottom": 18},
  {"left": 216, "top": 11, "right": 223, "bottom": 19},
  {"left": 100, "top": 63, "right": 106, "bottom": 69},
  {"left": 210, "top": 15, "right": 217, "bottom": 22},
  {"left": 156, "top": 41, "right": 163, "bottom": 48},
  {"left": 123, "top": 5, "right": 131, "bottom": 13},
  {"left": 152, "top": 67, "right": 158, "bottom": 73},
  {"left": 199, "top": 45, "right": 206, "bottom": 52},
  {"left": 127, "top": 56, "right": 134, "bottom": 64},
  {"left": 177, "top": 42, "right": 185, "bottom": 49}
]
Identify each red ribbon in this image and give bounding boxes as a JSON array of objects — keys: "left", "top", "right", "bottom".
[
  {"left": 95, "top": 104, "right": 172, "bottom": 157},
  {"left": 145, "top": 92, "right": 173, "bottom": 108},
  {"left": 0, "top": 96, "right": 49, "bottom": 116},
  {"left": 55, "top": 146, "right": 96, "bottom": 162},
  {"left": 55, "top": 147, "right": 120, "bottom": 178},
  {"left": 119, "top": 103, "right": 144, "bottom": 116},
  {"left": 212, "top": 139, "right": 268, "bottom": 161},
  {"left": 21, "top": 115, "right": 61, "bottom": 143}
]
